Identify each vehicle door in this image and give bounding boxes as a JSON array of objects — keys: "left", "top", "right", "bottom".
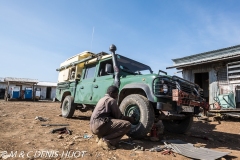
[
  {"left": 75, "top": 63, "right": 97, "bottom": 104},
  {"left": 92, "top": 59, "right": 114, "bottom": 104}
]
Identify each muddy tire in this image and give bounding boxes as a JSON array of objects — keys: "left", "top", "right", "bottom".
[
  {"left": 62, "top": 96, "right": 75, "bottom": 118},
  {"left": 119, "top": 94, "right": 154, "bottom": 139},
  {"left": 162, "top": 116, "right": 193, "bottom": 134}
]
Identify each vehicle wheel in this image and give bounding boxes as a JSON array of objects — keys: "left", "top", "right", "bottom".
[
  {"left": 119, "top": 94, "right": 154, "bottom": 139},
  {"left": 162, "top": 116, "right": 193, "bottom": 134},
  {"left": 62, "top": 95, "right": 76, "bottom": 118}
]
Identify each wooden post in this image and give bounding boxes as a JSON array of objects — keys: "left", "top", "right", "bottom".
[
  {"left": 5, "top": 81, "right": 9, "bottom": 101},
  {"left": 33, "top": 83, "right": 35, "bottom": 102}
]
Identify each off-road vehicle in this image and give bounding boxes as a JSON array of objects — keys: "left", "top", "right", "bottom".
[{"left": 56, "top": 44, "right": 208, "bottom": 139}]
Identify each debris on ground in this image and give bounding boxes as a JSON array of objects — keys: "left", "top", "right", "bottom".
[
  {"left": 161, "top": 148, "right": 176, "bottom": 157},
  {"left": 57, "top": 135, "right": 63, "bottom": 139},
  {"left": 132, "top": 145, "right": 144, "bottom": 151},
  {"left": 145, "top": 145, "right": 163, "bottom": 152},
  {"left": 83, "top": 133, "right": 93, "bottom": 139},
  {"left": 162, "top": 140, "right": 230, "bottom": 160},
  {"left": 35, "top": 116, "right": 48, "bottom": 121},
  {"left": 51, "top": 127, "right": 72, "bottom": 135},
  {"left": 146, "top": 145, "right": 176, "bottom": 156}
]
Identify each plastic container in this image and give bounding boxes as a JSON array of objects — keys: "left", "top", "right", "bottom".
[
  {"left": 25, "top": 87, "right": 32, "bottom": 99},
  {"left": 12, "top": 86, "right": 20, "bottom": 99}
]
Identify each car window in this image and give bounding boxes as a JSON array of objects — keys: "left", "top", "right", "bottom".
[
  {"left": 98, "top": 60, "right": 113, "bottom": 77},
  {"left": 117, "top": 55, "right": 152, "bottom": 74},
  {"left": 84, "top": 65, "right": 96, "bottom": 79}
]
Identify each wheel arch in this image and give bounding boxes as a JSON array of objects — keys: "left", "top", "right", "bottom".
[
  {"left": 61, "top": 91, "right": 71, "bottom": 102},
  {"left": 118, "top": 83, "right": 155, "bottom": 104}
]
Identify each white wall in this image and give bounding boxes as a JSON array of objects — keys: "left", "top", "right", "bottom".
[
  {"left": 40, "top": 87, "right": 47, "bottom": 99},
  {"left": 35, "top": 86, "right": 56, "bottom": 100},
  {"left": 0, "top": 82, "right": 6, "bottom": 89},
  {"left": 51, "top": 87, "right": 56, "bottom": 99}
]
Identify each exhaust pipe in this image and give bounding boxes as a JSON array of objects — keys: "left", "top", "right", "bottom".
[{"left": 109, "top": 44, "right": 120, "bottom": 88}]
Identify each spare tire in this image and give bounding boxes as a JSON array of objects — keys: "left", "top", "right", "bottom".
[
  {"left": 119, "top": 94, "right": 154, "bottom": 139},
  {"left": 162, "top": 116, "right": 193, "bottom": 134}
]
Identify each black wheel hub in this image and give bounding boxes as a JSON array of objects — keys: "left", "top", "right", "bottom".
[{"left": 125, "top": 104, "right": 140, "bottom": 125}]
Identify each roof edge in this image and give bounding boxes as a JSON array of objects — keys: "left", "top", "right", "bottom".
[
  {"left": 167, "top": 53, "right": 240, "bottom": 69},
  {"left": 172, "top": 44, "right": 240, "bottom": 62}
]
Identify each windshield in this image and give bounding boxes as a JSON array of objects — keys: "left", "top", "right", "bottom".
[{"left": 116, "top": 55, "right": 153, "bottom": 75}]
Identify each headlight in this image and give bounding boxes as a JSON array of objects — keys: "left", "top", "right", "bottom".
[{"left": 163, "top": 84, "right": 168, "bottom": 94}]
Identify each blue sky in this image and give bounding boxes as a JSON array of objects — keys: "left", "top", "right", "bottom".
[{"left": 0, "top": 0, "right": 240, "bottom": 82}]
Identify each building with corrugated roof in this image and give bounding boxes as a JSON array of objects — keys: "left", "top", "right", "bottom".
[
  {"left": 0, "top": 77, "right": 57, "bottom": 100},
  {"left": 167, "top": 44, "right": 240, "bottom": 108}
]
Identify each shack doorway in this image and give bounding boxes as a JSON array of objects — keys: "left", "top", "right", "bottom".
[
  {"left": 46, "top": 87, "right": 51, "bottom": 99},
  {"left": 195, "top": 72, "right": 209, "bottom": 102}
]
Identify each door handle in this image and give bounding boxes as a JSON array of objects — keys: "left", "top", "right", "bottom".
[
  {"left": 80, "top": 86, "right": 84, "bottom": 89},
  {"left": 94, "top": 85, "right": 98, "bottom": 88}
]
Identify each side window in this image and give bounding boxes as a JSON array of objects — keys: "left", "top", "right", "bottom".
[
  {"left": 98, "top": 60, "right": 113, "bottom": 77},
  {"left": 69, "top": 67, "right": 76, "bottom": 80},
  {"left": 84, "top": 65, "right": 96, "bottom": 79}
]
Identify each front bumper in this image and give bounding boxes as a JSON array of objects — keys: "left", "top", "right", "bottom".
[{"left": 172, "top": 89, "right": 209, "bottom": 111}]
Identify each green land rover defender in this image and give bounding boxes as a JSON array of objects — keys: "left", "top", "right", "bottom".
[{"left": 56, "top": 44, "right": 208, "bottom": 139}]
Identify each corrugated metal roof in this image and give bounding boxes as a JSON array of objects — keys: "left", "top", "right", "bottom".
[
  {"left": 167, "top": 44, "right": 240, "bottom": 69},
  {"left": 37, "top": 81, "right": 57, "bottom": 87},
  {"left": 163, "top": 140, "right": 230, "bottom": 160},
  {"left": 4, "top": 77, "right": 38, "bottom": 83}
]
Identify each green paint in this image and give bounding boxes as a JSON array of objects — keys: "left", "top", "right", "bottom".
[{"left": 56, "top": 55, "right": 169, "bottom": 105}]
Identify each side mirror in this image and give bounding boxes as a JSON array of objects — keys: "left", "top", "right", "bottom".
[{"left": 105, "top": 64, "right": 113, "bottom": 74}]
